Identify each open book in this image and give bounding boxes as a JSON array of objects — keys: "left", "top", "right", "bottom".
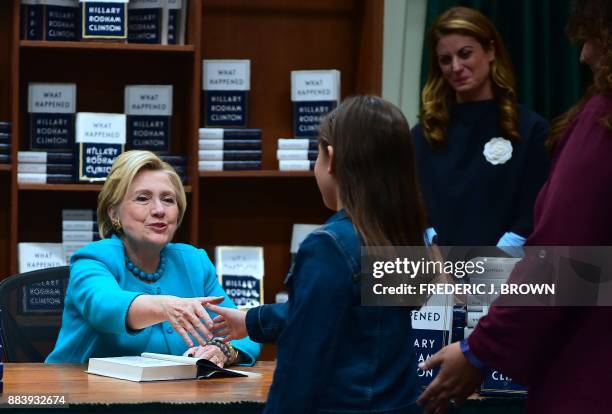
[{"left": 87, "top": 352, "right": 257, "bottom": 382}]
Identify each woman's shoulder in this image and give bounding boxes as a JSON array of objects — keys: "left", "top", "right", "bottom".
[
  {"left": 164, "top": 242, "right": 211, "bottom": 262},
  {"left": 583, "top": 94, "right": 612, "bottom": 115},
  {"left": 72, "top": 237, "right": 123, "bottom": 260}
]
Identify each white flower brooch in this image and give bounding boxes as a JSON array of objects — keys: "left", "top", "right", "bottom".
[{"left": 483, "top": 137, "right": 513, "bottom": 165}]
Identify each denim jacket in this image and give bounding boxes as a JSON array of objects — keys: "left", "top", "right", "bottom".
[{"left": 246, "top": 210, "right": 421, "bottom": 414}]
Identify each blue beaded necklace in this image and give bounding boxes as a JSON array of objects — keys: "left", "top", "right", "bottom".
[{"left": 125, "top": 253, "right": 166, "bottom": 283}]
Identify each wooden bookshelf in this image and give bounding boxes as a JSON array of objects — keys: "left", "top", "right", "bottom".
[
  {"left": 0, "top": 164, "right": 11, "bottom": 171},
  {"left": 20, "top": 40, "right": 196, "bottom": 53},
  {"left": 2, "top": 0, "right": 383, "bottom": 360}
]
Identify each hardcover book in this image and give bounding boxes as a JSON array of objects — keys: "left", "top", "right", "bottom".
[
  {"left": 276, "top": 149, "right": 318, "bottom": 161},
  {"left": 17, "top": 163, "right": 75, "bottom": 174},
  {"left": 278, "top": 159, "right": 314, "bottom": 171},
  {"left": 202, "top": 60, "right": 250, "bottom": 127},
  {"left": 62, "top": 220, "right": 98, "bottom": 231},
  {"left": 45, "top": 0, "right": 79, "bottom": 41},
  {"left": 164, "top": 0, "right": 186, "bottom": 45},
  {"left": 18, "top": 151, "right": 75, "bottom": 164},
  {"left": 214, "top": 246, "right": 264, "bottom": 309},
  {"left": 0, "top": 133, "right": 11, "bottom": 144},
  {"left": 17, "top": 173, "right": 73, "bottom": 184},
  {"left": 198, "top": 128, "right": 261, "bottom": 140},
  {"left": 28, "top": 83, "right": 76, "bottom": 151},
  {"left": 21, "top": 0, "right": 44, "bottom": 40},
  {"left": 291, "top": 70, "right": 340, "bottom": 138},
  {"left": 198, "top": 150, "right": 261, "bottom": 161},
  {"left": 199, "top": 139, "right": 261, "bottom": 151},
  {"left": 125, "top": 85, "right": 173, "bottom": 152},
  {"left": 128, "top": 0, "right": 163, "bottom": 44},
  {"left": 198, "top": 160, "right": 261, "bottom": 171},
  {"left": 277, "top": 138, "right": 318, "bottom": 150},
  {"left": 0, "top": 122, "right": 11, "bottom": 133},
  {"left": 87, "top": 352, "right": 254, "bottom": 382},
  {"left": 62, "top": 209, "right": 96, "bottom": 221},
  {"left": 76, "top": 112, "right": 126, "bottom": 182},
  {"left": 79, "top": 0, "right": 128, "bottom": 40}
]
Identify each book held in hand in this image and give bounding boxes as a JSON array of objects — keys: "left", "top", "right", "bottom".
[{"left": 87, "top": 352, "right": 256, "bottom": 382}]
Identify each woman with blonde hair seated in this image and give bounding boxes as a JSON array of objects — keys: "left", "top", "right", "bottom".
[{"left": 46, "top": 150, "right": 260, "bottom": 367}]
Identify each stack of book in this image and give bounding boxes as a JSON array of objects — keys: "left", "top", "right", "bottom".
[
  {"left": 0, "top": 121, "right": 11, "bottom": 165},
  {"left": 62, "top": 209, "right": 98, "bottom": 262},
  {"left": 198, "top": 128, "right": 262, "bottom": 172},
  {"left": 276, "top": 138, "right": 317, "bottom": 171},
  {"left": 17, "top": 151, "right": 75, "bottom": 184},
  {"left": 160, "top": 154, "right": 188, "bottom": 184}
]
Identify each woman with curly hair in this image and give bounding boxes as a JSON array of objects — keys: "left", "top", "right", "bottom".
[
  {"left": 418, "top": 1, "right": 612, "bottom": 413},
  {"left": 412, "top": 7, "right": 550, "bottom": 246}
]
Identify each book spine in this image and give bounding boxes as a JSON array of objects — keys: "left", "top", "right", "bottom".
[
  {"left": 62, "top": 220, "right": 99, "bottom": 231},
  {"left": 62, "top": 209, "right": 96, "bottom": 221},
  {"left": 0, "top": 144, "right": 10, "bottom": 154},
  {"left": 198, "top": 160, "right": 262, "bottom": 171},
  {"left": 198, "top": 150, "right": 262, "bottom": 161},
  {"left": 21, "top": 2, "right": 45, "bottom": 40},
  {"left": 276, "top": 149, "right": 317, "bottom": 161},
  {"left": 166, "top": 6, "right": 179, "bottom": 44},
  {"left": 292, "top": 101, "right": 337, "bottom": 138},
  {"left": 29, "top": 113, "right": 75, "bottom": 151},
  {"left": 127, "top": 115, "right": 171, "bottom": 152},
  {"left": 62, "top": 230, "right": 101, "bottom": 241},
  {"left": 18, "top": 151, "right": 75, "bottom": 164},
  {"left": 159, "top": 155, "right": 187, "bottom": 165},
  {"left": 202, "top": 91, "right": 249, "bottom": 128},
  {"left": 128, "top": 7, "right": 163, "bottom": 44},
  {"left": 17, "top": 173, "right": 73, "bottom": 184},
  {"left": 45, "top": 3, "right": 79, "bottom": 41},
  {"left": 0, "top": 155, "right": 11, "bottom": 164},
  {"left": 18, "top": 163, "right": 74, "bottom": 174},
  {"left": 277, "top": 138, "right": 318, "bottom": 150},
  {"left": 198, "top": 139, "right": 261, "bottom": 150},
  {"left": 198, "top": 128, "right": 262, "bottom": 140},
  {"left": 278, "top": 160, "right": 314, "bottom": 171},
  {"left": 0, "top": 122, "right": 11, "bottom": 133}
]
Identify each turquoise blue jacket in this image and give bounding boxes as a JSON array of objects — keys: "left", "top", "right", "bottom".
[{"left": 45, "top": 235, "right": 261, "bottom": 364}]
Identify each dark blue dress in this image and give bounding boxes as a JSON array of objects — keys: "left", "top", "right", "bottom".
[{"left": 412, "top": 100, "right": 550, "bottom": 245}]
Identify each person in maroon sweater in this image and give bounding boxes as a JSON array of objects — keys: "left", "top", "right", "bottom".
[{"left": 417, "top": 1, "right": 612, "bottom": 413}]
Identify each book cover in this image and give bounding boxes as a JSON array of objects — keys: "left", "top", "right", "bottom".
[
  {"left": 202, "top": 60, "right": 250, "bottom": 127},
  {"left": 18, "top": 151, "right": 75, "bottom": 164},
  {"left": 215, "top": 246, "right": 264, "bottom": 309},
  {"left": 127, "top": 0, "right": 163, "bottom": 44},
  {"left": 199, "top": 139, "right": 261, "bottom": 151},
  {"left": 76, "top": 112, "right": 126, "bottom": 182},
  {"left": 291, "top": 70, "right": 341, "bottom": 138},
  {"left": 87, "top": 352, "right": 254, "bottom": 382},
  {"left": 45, "top": 0, "right": 79, "bottom": 41},
  {"left": 28, "top": 83, "right": 76, "bottom": 151},
  {"left": 411, "top": 295, "right": 454, "bottom": 389},
  {"left": 79, "top": 0, "right": 129, "bottom": 40},
  {"left": 481, "top": 370, "right": 527, "bottom": 397},
  {"left": 198, "top": 160, "right": 261, "bottom": 171},
  {"left": 125, "top": 85, "right": 173, "bottom": 152},
  {"left": 21, "top": 0, "right": 44, "bottom": 40},
  {"left": 198, "top": 150, "right": 261, "bottom": 161},
  {"left": 198, "top": 128, "right": 261, "bottom": 140},
  {"left": 164, "top": 0, "right": 185, "bottom": 45}
]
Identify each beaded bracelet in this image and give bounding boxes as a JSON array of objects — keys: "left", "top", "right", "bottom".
[{"left": 209, "top": 339, "right": 238, "bottom": 365}]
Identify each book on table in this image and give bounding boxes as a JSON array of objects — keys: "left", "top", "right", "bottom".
[{"left": 87, "top": 352, "right": 256, "bottom": 382}]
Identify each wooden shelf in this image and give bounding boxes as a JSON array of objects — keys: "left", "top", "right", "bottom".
[
  {"left": 18, "top": 183, "right": 193, "bottom": 192},
  {"left": 20, "top": 40, "right": 196, "bottom": 53},
  {"left": 0, "top": 164, "right": 11, "bottom": 171},
  {"left": 200, "top": 170, "right": 314, "bottom": 178}
]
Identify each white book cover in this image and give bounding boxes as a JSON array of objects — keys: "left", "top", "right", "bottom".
[
  {"left": 124, "top": 85, "right": 173, "bottom": 116},
  {"left": 291, "top": 70, "right": 341, "bottom": 102},
  {"left": 277, "top": 138, "right": 311, "bottom": 150},
  {"left": 276, "top": 149, "right": 310, "bottom": 160},
  {"left": 202, "top": 60, "right": 251, "bottom": 91},
  {"left": 18, "top": 243, "right": 66, "bottom": 273},
  {"left": 290, "top": 224, "right": 321, "bottom": 254},
  {"left": 87, "top": 352, "right": 256, "bottom": 382},
  {"left": 28, "top": 83, "right": 77, "bottom": 114},
  {"left": 215, "top": 246, "right": 264, "bottom": 309}
]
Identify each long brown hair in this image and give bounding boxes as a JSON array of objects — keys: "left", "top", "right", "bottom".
[
  {"left": 420, "top": 7, "right": 519, "bottom": 147},
  {"left": 318, "top": 96, "right": 427, "bottom": 246},
  {"left": 547, "top": 0, "right": 612, "bottom": 152}
]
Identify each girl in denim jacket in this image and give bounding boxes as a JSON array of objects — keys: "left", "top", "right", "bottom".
[{"left": 208, "top": 96, "right": 427, "bottom": 414}]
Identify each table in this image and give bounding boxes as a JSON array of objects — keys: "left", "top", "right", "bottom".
[{"left": 0, "top": 363, "right": 525, "bottom": 413}]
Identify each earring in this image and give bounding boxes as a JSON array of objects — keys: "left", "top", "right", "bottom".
[{"left": 112, "top": 218, "right": 123, "bottom": 233}]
